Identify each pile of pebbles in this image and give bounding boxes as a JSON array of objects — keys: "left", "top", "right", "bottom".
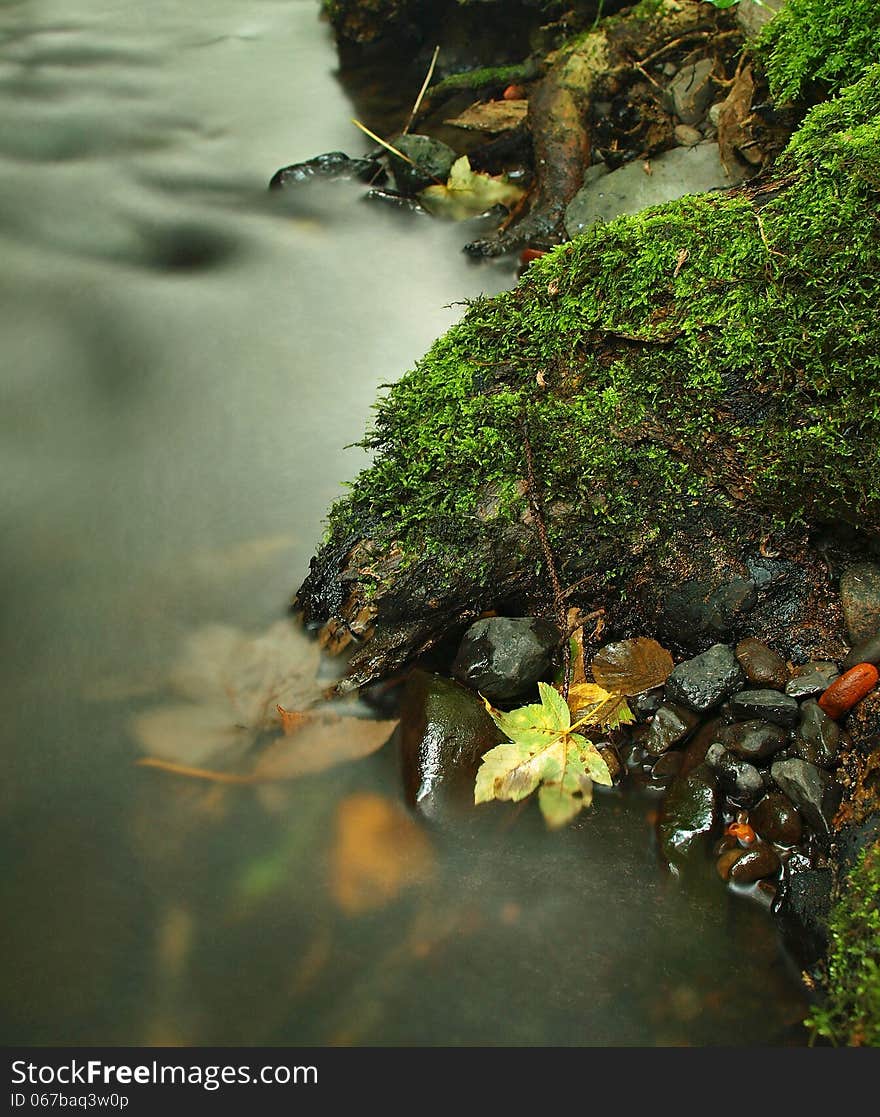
[{"left": 628, "top": 635, "right": 880, "bottom": 889}]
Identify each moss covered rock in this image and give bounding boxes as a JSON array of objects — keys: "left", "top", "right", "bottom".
[{"left": 297, "top": 64, "right": 880, "bottom": 686}]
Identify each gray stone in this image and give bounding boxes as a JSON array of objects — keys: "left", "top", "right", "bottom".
[
  {"left": 451, "top": 615, "right": 559, "bottom": 701},
  {"left": 564, "top": 142, "right": 747, "bottom": 237},
  {"left": 793, "top": 699, "right": 840, "bottom": 768},
  {"left": 843, "top": 632, "right": 880, "bottom": 670},
  {"left": 770, "top": 758, "right": 842, "bottom": 835},
  {"left": 730, "top": 688, "right": 800, "bottom": 727},
  {"left": 785, "top": 661, "right": 840, "bottom": 700},
  {"left": 399, "top": 670, "right": 503, "bottom": 822},
  {"left": 666, "top": 59, "right": 716, "bottom": 125},
  {"left": 389, "top": 133, "right": 458, "bottom": 195},
  {"left": 840, "top": 562, "right": 880, "bottom": 643},
  {"left": 658, "top": 764, "right": 719, "bottom": 868},
  {"left": 665, "top": 644, "right": 744, "bottom": 712},
  {"left": 737, "top": 0, "right": 787, "bottom": 40},
  {"left": 641, "top": 702, "right": 701, "bottom": 756},
  {"left": 721, "top": 719, "right": 789, "bottom": 762},
  {"left": 674, "top": 124, "right": 702, "bottom": 147}
]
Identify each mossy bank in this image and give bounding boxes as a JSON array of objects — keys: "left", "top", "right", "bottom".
[{"left": 298, "top": 60, "right": 880, "bottom": 684}]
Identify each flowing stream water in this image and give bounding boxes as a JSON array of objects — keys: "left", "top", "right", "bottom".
[{"left": 1, "top": 0, "right": 809, "bottom": 1045}]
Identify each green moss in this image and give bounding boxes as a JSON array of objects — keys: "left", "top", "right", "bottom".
[
  {"left": 759, "top": 0, "right": 880, "bottom": 102},
  {"left": 428, "top": 61, "right": 540, "bottom": 97},
  {"left": 806, "top": 842, "right": 880, "bottom": 1046},
  {"left": 325, "top": 67, "right": 880, "bottom": 597}
]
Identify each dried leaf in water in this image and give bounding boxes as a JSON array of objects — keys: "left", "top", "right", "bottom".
[
  {"left": 251, "top": 715, "right": 396, "bottom": 781},
  {"left": 131, "top": 704, "right": 254, "bottom": 767},
  {"left": 590, "top": 637, "right": 673, "bottom": 696},
  {"left": 476, "top": 682, "right": 614, "bottom": 829},
  {"left": 444, "top": 99, "right": 528, "bottom": 133},
  {"left": 419, "top": 156, "right": 525, "bottom": 220},
  {"left": 331, "top": 792, "right": 433, "bottom": 915},
  {"left": 565, "top": 682, "right": 635, "bottom": 729}
]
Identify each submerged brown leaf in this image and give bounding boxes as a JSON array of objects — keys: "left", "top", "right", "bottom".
[
  {"left": 330, "top": 792, "right": 434, "bottom": 915},
  {"left": 590, "top": 637, "right": 674, "bottom": 696}
]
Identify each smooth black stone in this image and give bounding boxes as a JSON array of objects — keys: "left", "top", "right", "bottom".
[
  {"left": 665, "top": 644, "right": 744, "bottom": 713},
  {"left": 641, "top": 703, "right": 701, "bottom": 756},
  {"left": 730, "top": 688, "right": 800, "bottom": 727},
  {"left": 388, "top": 133, "right": 458, "bottom": 195},
  {"left": 399, "top": 670, "right": 503, "bottom": 822},
  {"left": 451, "top": 616, "right": 559, "bottom": 702},
  {"left": 721, "top": 719, "right": 789, "bottom": 762},
  {"left": 659, "top": 579, "right": 757, "bottom": 649},
  {"left": 269, "top": 151, "right": 382, "bottom": 188},
  {"left": 651, "top": 751, "right": 684, "bottom": 782},
  {"left": 770, "top": 758, "right": 842, "bottom": 835}
]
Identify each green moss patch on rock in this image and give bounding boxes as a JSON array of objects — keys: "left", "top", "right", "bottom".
[
  {"left": 806, "top": 841, "right": 880, "bottom": 1045},
  {"left": 297, "top": 67, "right": 880, "bottom": 685}
]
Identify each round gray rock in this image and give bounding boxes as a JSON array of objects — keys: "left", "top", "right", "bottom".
[{"left": 451, "top": 616, "right": 559, "bottom": 702}]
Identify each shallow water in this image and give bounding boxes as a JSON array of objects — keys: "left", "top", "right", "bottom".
[{"left": 1, "top": 0, "right": 808, "bottom": 1045}]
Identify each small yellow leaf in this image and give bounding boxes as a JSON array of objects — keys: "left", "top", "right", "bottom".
[{"left": 419, "top": 156, "right": 525, "bottom": 220}]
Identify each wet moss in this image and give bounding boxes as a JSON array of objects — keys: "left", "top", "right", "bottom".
[
  {"left": 759, "top": 0, "right": 880, "bottom": 103},
  {"left": 806, "top": 841, "right": 880, "bottom": 1046},
  {"left": 324, "top": 67, "right": 880, "bottom": 601},
  {"left": 427, "top": 61, "right": 540, "bottom": 97}
]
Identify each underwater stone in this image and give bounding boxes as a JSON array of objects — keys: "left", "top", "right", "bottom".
[{"left": 658, "top": 764, "right": 720, "bottom": 868}]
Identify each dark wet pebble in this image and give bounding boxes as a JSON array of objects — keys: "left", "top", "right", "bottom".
[
  {"left": 651, "top": 750, "right": 684, "bottom": 783},
  {"left": 363, "top": 188, "right": 428, "bottom": 214},
  {"left": 721, "top": 719, "right": 789, "bottom": 762},
  {"left": 730, "top": 688, "right": 800, "bottom": 727},
  {"left": 705, "top": 744, "right": 764, "bottom": 806},
  {"left": 842, "top": 631, "right": 880, "bottom": 670},
  {"left": 718, "top": 842, "right": 781, "bottom": 883},
  {"left": 750, "top": 792, "right": 802, "bottom": 845},
  {"left": 735, "top": 637, "right": 789, "bottom": 689},
  {"left": 640, "top": 703, "right": 700, "bottom": 756},
  {"left": 451, "top": 616, "right": 559, "bottom": 702},
  {"left": 631, "top": 686, "right": 665, "bottom": 719},
  {"left": 784, "top": 661, "right": 840, "bottom": 700},
  {"left": 388, "top": 133, "right": 458, "bottom": 195},
  {"left": 839, "top": 562, "right": 880, "bottom": 643},
  {"left": 770, "top": 758, "right": 842, "bottom": 835},
  {"left": 679, "top": 717, "right": 727, "bottom": 776},
  {"left": 399, "top": 669, "right": 503, "bottom": 822},
  {"left": 665, "top": 644, "right": 744, "bottom": 713},
  {"left": 774, "top": 867, "right": 833, "bottom": 966},
  {"left": 269, "top": 151, "right": 383, "bottom": 188},
  {"left": 598, "top": 744, "right": 622, "bottom": 782},
  {"left": 793, "top": 699, "right": 840, "bottom": 767},
  {"left": 658, "top": 764, "right": 719, "bottom": 867}
]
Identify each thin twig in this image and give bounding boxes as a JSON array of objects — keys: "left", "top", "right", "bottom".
[
  {"left": 521, "top": 409, "right": 570, "bottom": 696},
  {"left": 403, "top": 45, "right": 440, "bottom": 135}
]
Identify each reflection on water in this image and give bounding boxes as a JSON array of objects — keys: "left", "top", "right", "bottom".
[{"left": 0, "top": 0, "right": 808, "bottom": 1045}]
